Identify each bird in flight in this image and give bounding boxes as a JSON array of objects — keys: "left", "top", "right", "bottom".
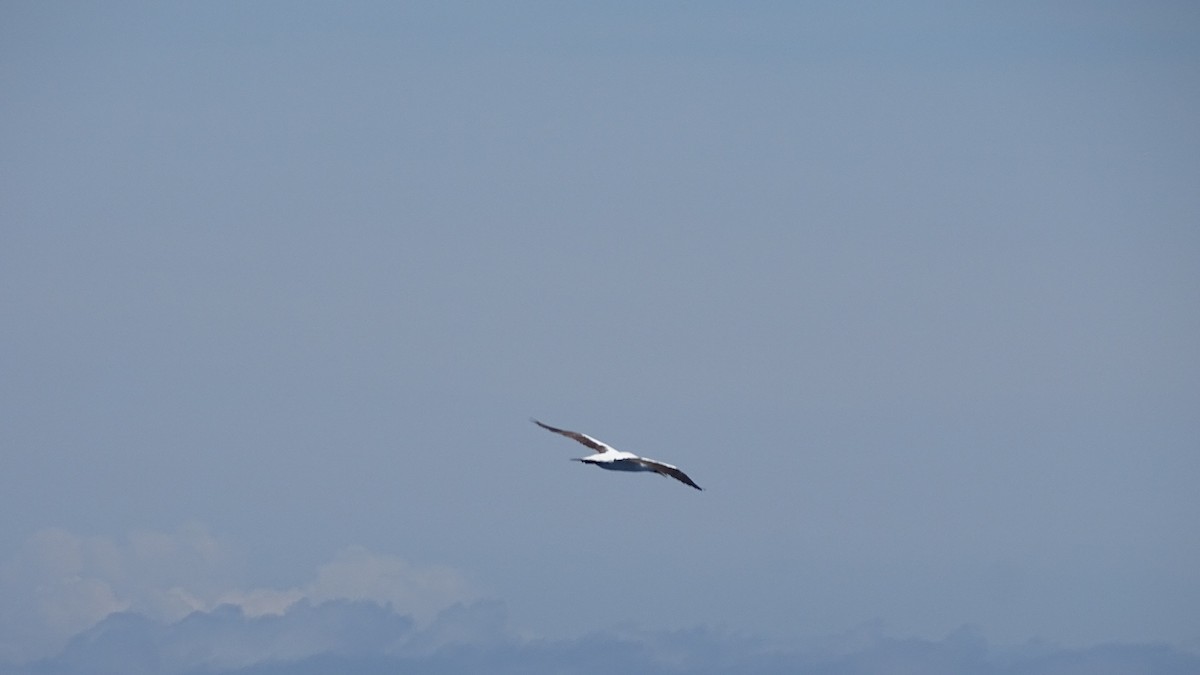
[{"left": 531, "top": 419, "right": 703, "bottom": 490}]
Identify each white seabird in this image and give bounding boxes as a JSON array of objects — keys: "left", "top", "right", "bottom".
[{"left": 532, "top": 419, "right": 703, "bottom": 490}]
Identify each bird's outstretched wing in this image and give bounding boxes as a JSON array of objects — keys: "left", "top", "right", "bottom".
[
  {"left": 531, "top": 419, "right": 612, "bottom": 453},
  {"left": 634, "top": 458, "right": 703, "bottom": 491}
]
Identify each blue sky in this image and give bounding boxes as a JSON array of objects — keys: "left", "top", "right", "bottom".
[{"left": 2, "top": 2, "right": 1198, "bottom": 672}]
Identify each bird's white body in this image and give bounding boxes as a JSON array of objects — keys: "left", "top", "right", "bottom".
[{"left": 579, "top": 451, "right": 674, "bottom": 471}]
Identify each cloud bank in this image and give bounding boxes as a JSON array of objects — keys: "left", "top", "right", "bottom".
[
  {"left": 0, "top": 527, "right": 472, "bottom": 664},
  {"left": 8, "top": 605, "right": 1198, "bottom": 675},
  {"left": 2, "top": 528, "right": 1196, "bottom": 675}
]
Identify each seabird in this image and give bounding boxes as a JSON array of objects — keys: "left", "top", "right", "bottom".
[{"left": 532, "top": 419, "right": 703, "bottom": 490}]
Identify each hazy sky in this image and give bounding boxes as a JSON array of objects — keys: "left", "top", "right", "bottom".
[{"left": 2, "top": 2, "right": 1198, "bottom": 672}]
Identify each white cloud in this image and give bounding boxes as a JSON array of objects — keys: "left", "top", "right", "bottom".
[
  {"left": 305, "top": 546, "right": 471, "bottom": 623},
  {"left": 211, "top": 546, "right": 471, "bottom": 622},
  {"left": 0, "top": 526, "right": 475, "bottom": 665},
  {"left": 0, "top": 528, "right": 130, "bottom": 663},
  {"left": 213, "top": 588, "right": 305, "bottom": 618}
]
